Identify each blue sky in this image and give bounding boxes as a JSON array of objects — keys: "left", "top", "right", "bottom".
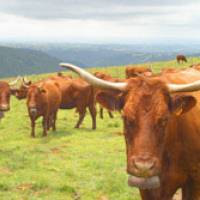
[{"left": 0, "top": 0, "right": 200, "bottom": 43}]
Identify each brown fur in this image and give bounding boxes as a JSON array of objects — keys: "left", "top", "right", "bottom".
[
  {"left": 14, "top": 75, "right": 96, "bottom": 129},
  {"left": 176, "top": 55, "right": 187, "bottom": 63},
  {"left": 27, "top": 80, "right": 61, "bottom": 137},
  {"left": 0, "top": 81, "right": 14, "bottom": 112},
  {"left": 190, "top": 63, "right": 200, "bottom": 71},
  {"left": 96, "top": 69, "right": 200, "bottom": 199},
  {"left": 125, "top": 66, "right": 152, "bottom": 79},
  {"left": 94, "top": 72, "right": 124, "bottom": 119},
  {"left": 56, "top": 77, "right": 96, "bottom": 129}
]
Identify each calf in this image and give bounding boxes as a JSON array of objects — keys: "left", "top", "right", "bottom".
[{"left": 27, "top": 80, "right": 61, "bottom": 137}]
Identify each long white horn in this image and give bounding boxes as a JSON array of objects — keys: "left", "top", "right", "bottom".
[
  {"left": 168, "top": 80, "right": 200, "bottom": 92},
  {"left": 9, "top": 76, "right": 21, "bottom": 86},
  {"left": 60, "top": 63, "right": 127, "bottom": 91}
]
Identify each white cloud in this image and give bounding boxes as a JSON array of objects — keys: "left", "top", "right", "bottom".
[{"left": 0, "top": 1, "right": 200, "bottom": 43}]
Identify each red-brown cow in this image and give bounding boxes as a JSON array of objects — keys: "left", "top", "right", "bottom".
[
  {"left": 176, "top": 55, "right": 187, "bottom": 64},
  {"left": 27, "top": 80, "right": 61, "bottom": 137},
  {"left": 0, "top": 77, "right": 21, "bottom": 117},
  {"left": 55, "top": 77, "right": 96, "bottom": 129},
  {"left": 18, "top": 75, "right": 96, "bottom": 129},
  {"left": 94, "top": 71, "right": 124, "bottom": 119},
  {"left": 126, "top": 66, "right": 153, "bottom": 79},
  {"left": 61, "top": 63, "right": 200, "bottom": 200}
]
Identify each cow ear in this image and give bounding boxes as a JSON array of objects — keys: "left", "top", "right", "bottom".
[
  {"left": 170, "top": 95, "right": 196, "bottom": 115},
  {"left": 96, "top": 91, "right": 125, "bottom": 111}
]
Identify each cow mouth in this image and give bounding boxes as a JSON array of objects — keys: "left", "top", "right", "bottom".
[
  {"left": 128, "top": 175, "right": 160, "bottom": 189},
  {"left": 29, "top": 108, "right": 37, "bottom": 115}
]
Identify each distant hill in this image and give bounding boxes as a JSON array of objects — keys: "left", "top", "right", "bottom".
[
  {"left": 5, "top": 43, "right": 200, "bottom": 68},
  {"left": 1, "top": 42, "right": 200, "bottom": 78},
  {"left": 0, "top": 46, "right": 62, "bottom": 77}
]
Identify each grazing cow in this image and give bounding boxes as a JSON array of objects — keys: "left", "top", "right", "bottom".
[
  {"left": 176, "top": 55, "right": 187, "bottom": 64},
  {"left": 126, "top": 66, "right": 153, "bottom": 79},
  {"left": 27, "top": 81, "right": 61, "bottom": 137},
  {"left": 60, "top": 63, "right": 200, "bottom": 200}
]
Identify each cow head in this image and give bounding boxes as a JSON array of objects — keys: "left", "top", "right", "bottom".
[
  {"left": 27, "top": 85, "right": 46, "bottom": 116},
  {"left": 0, "top": 82, "right": 11, "bottom": 111},
  {"left": 12, "top": 77, "right": 32, "bottom": 100},
  {"left": 60, "top": 63, "right": 199, "bottom": 190}
]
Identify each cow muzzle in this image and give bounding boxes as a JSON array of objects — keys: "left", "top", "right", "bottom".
[
  {"left": 29, "top": 107, "right": 37, "bottom": 115},
  {"left": 127, "top": 154, "right": 160, "bottom": 189},
  {"left": 0, "top": 104, "right": 10, "bottom": 111}
]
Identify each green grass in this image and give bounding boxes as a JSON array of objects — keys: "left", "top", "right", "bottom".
[{"left": 0, "top": 57, "right": 200, "bottom": 200}]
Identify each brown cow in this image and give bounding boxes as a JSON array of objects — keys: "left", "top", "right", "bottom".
[
  {"left": 126, "top": 66, "right": 153, "bottom": 79},
  {"left": 17, "top": 75, "right": 96, "bottom": 129},
  {"left": 61, "top": 63, "right": 200, "bottom": 200},
  {"left": 27, "top": 80, "right": 61, "bottom": 137},
  {"left": 94, "top": 71, "right": 124, "bottom": 119},
  {"left": 56, "top": 77, "right": 96, "bottom": 129},
  {"left": 176, "top": 55, "right": 187, "bottom": 63},
  {"left": 0, "top": 77, "right": 21, "bottom": 117}
]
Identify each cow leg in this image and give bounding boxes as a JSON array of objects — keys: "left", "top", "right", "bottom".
[
  {"left": 89, "top": 104, "right": 96, "bottom": 129},
  {"left": 42, "top": 116, "right": 48, "bottom": 137},
  {"left": 52, "top": 112, "right": 57, "bottom": 131},
  {"left": 31, "top": 119, "right": 35, "bottom": 138},
  {"left": 75, "top": 108, "right": 86, "bottom": 128},
  {"left": 108, "top": 110, "right": 114, "bottom": 118},
  {"left": 100, "top": 107, "right": 103, "bottom": 119},
  {"left": 182, "top": 181, "right": 200, "bottom": 200}
]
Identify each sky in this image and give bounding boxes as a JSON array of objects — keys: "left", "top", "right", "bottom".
[{"left": 0, "top": 0, "right": 200, "bottom": 43}]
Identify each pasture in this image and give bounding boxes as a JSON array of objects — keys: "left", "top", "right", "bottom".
[{"left": 0, "top": 57, "right": 199, "bottom": 200}]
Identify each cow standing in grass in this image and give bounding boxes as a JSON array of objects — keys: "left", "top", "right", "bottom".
[
  {"left": 176, "top": 55, "right": 187, "bottom": 64},
  {"left": 0, "top": 77, "right": 21, "bottom": 118},
  {"left": 94, "top": 71, "right": 124, "bottom": 119},
  {"left": 15, "top": 74, "right": 96, "bottom": 130},
  {"left": 27, "top": 80, "right": 61, "bottom": 137},
  {"left": 61, "top": 63, "right": 200, "bottom": 200}
]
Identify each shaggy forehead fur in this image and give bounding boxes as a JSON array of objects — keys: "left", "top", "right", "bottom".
[{"left": 123, "top": 78, "right": 170, "bottom": 121}]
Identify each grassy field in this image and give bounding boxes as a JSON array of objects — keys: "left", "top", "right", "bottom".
[{"left": 0, "top": 57, "right": 200, "bottom": 200}]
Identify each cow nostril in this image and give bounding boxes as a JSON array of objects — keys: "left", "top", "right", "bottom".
[{"left": 134, "top": 160, "right": 155, "bottom": 171}]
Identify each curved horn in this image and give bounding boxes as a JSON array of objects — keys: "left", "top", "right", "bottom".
[
  {"left": 9, "top": 76, "right": 21, "bottom": 86},
  {"left": 22, "top": 77, "right": 31, "bottom": 85},
  {"left": 168, "top": 80, "right": 200, "bottom": 92},
  {"left": 60, "top": 63, "right": 127, "bottom": 91}
]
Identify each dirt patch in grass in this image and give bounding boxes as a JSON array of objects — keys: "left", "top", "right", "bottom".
[{"left": 16, "top": 183, "right": 33, "bottom": 191}]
